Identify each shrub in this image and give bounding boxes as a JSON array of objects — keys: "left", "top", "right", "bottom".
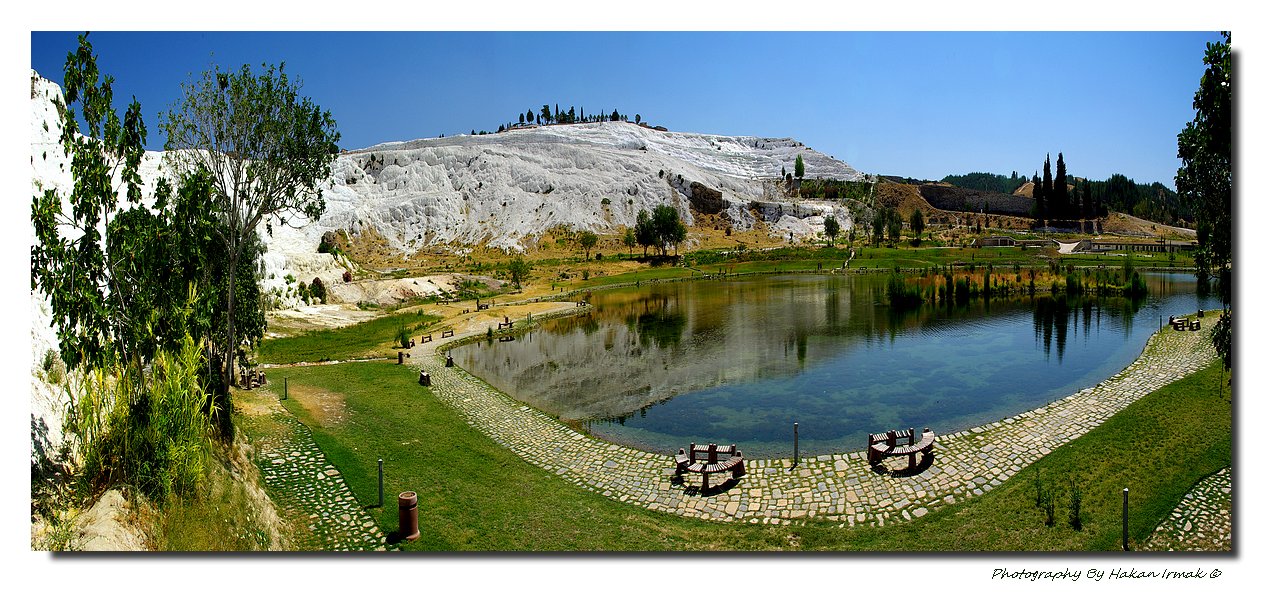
[
  {"left": 310, "top": 278, "right": 327, "bottom": 303},
  {"left": 396, "top": 323, "right": 411, "bottom": 349},
  {"left": 1042, "top": 485, "right": 1056, "bottom": 527},
  {"left": 342, "top": 270, "right": 353, "bottom": 283}
]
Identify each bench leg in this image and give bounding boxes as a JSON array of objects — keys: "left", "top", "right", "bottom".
[
  {"left": 702, "top": 472, "right": 710, "bottom": 493},
  {"left": 909, "top": 452, "right": 917, "bottom": 469}
]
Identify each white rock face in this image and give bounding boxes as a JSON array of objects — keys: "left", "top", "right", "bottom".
[{"left": 323, "top": 122, "right": 866, "bottom": 254}]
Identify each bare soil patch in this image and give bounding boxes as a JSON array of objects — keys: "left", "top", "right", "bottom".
[{"left": 282, "top": 383, "right": 349, "bottom": 428}]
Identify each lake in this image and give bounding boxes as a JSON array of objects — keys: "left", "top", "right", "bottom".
[{"left": 453, "top": 271, "right": 1218, "bottom": 457}]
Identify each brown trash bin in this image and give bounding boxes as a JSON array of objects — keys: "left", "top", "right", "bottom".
[{"left": 398, "top": 491, "right": 420, "bottom": 541}]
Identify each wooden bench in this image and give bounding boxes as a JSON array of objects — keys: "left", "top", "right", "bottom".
[
  {"left": 422, "top": 334, "right": 432, "bottom": 343},
  {"left": 675, "top": 443, "right": 746, "bottom": 492},
  {"left": 867, "top": 427, "right": 936, "bottom": 470},
  {"left": 441, "top": 329, "right": 454, "bottom": 338},
  {"left": 497, "top": 316, "right": 513, "bottom": 330}
]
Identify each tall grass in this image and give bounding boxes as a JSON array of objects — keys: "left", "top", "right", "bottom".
[{"left": 66, "top": 334, "right": 214, "bottom": 502}]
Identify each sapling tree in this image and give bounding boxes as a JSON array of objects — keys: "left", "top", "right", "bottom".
[{"left": 162, "top": 61, "right": 340, "bottom": 387}]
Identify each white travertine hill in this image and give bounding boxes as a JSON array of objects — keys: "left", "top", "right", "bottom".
[{"left": 322, "top": 120, "right": 865, "bottom": 255}]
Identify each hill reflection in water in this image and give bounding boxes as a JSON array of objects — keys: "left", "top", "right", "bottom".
[{"left": 453, "top": 272, "right": 1217, "bottom": 457}]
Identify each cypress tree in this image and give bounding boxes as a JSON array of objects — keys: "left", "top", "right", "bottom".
[
  {"left": 1042, "top": 155, "right": 1053, "bottom": 220},
  {"left": 1054, "top": 153, "right": 1069, "bottom": 217}
]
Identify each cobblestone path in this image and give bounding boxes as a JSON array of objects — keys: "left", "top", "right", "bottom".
[
  {"left": 1143, "top": 467, "right": 1232, "bottom": 551},
  {"left": 252, "top": 407, "right": 391, "bottom": 551},
  {"left": 411, "top": 314, "right": 1219, "bottom": 527}
]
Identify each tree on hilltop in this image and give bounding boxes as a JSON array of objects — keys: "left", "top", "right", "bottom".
[{"left": 795, "top": 154, "right": 805, "bottom": 180}]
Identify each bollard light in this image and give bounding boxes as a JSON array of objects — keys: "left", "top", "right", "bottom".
[{"left": 1122, "top": 487, "right": 1130, "bottom": 551}]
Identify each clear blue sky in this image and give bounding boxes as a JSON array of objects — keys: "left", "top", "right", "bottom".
[{"left": 30, "top": 31, "right": 1222, "bottom": 186}]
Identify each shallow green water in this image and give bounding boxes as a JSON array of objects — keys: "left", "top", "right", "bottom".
[{"left": 454, "top": 272, "right": 1217, "bottom": 457}]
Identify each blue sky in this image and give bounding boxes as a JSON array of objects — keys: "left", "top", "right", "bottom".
[{"left": 30, "top": 31, "right": 1221, "bottom": 186}]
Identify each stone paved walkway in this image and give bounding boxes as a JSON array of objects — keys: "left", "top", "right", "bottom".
[
  {"left": 410, "top": 314, "right": 1219, "bottom": 526},
  {"left": 252, "top": 409, "right": 391, "bottom": 550},
  {"left": 1143, "top": 467, "right": 1232, "bottom": 551}
]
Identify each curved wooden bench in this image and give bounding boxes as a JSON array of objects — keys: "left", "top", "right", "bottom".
[
  {"left": 868, "top": 427, "right": 936, "bottom": 469},
  {"left": 675, "top": 443, "right": 746, "bottom": 492}
]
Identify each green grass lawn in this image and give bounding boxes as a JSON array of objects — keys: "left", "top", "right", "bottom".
[
  {"left": 252, "top": 355, "right": 1230, "bottom": 551},
  {"left": 257, "top": 310, "right": 441, "bottom": 364}
]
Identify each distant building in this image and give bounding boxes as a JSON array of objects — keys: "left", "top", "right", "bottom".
[
  {"left": 974, "top": 236, "right": 1015, "bottom": 248},
  {"left": 1086, "top": 239, "right": 1196, "bottom": 254}
]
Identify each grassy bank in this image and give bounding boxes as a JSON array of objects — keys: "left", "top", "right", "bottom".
[
  {"left": 254, "top": 353, "right": 1229, "bottom": 551},
  {"left": 258, "top": 310, "right": 441, "bottom": 364}
]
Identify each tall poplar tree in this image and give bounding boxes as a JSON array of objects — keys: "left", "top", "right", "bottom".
[
  {"left": 1054, "top": 152, "right": 1068, "bottom": 217},
  {"left": 1041, "top": 156, "right": 1054, "bottom": 220}
]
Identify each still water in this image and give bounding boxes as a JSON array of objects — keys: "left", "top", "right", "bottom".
[{"left": 453, "top": 272, "right": 1218, "bottom": 457}]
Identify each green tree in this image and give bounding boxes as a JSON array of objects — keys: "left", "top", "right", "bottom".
[
  {"left": 31, "top": 35, "right": 227, "bottom": 495},
  {"left": 823, "top": 215, "right": 840, "bottom": 247},
  {"left": 651, "top": 204, "right": 686, "bottom": 256},
  {"left": 910, "top": 208, "right": 925, "bottom": 240},
  {"left": 795, "top": 154, "right": 805, "bottom": 179},
  {"left": 622, "top": 227, "right": 637, "bottom": 257},
  {"left": 887, "top": 210, "right": 903, "bottom": 245},
  {"left": 635, "top": 113, "right": 641, "bottom": 124},
  {"left": 871, "top": 208, "right": 886, "bottom": 247},
  {"left": 1041, "top": 155, "right": 1053, "bottom": 221},
  {"left": 507, "top": 255, "right": 532, "bottom": 289},
  {"left": 1054, "top": 152, "right": 1069, "bottom": 217},
  {"left": 161, "top": 61, "right": 340, "bottom": 388},
  {"left": 578, "top": 230, "right": 599, "bottom": 261},
  {"left": 611, "top": 109, "right": 620, "bottom": 122},
  {"left": 1176, "top": 32, "right": 1232, "bottom": 369},
  {"left": 635, "top": 209, "right": 657, "bottom": 256}
]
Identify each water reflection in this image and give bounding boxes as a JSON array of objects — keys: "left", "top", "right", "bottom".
[{"left": 453, "top": 272, "right": 1218, "bottom": 456}]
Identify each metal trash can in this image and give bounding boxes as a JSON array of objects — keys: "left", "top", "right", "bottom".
[
  {"left": 419, "top": 372, "right": 430, "bottom": 387},
  {"left": 398, "top": 351, "right": 404, "bottom": 365},
  {"left": 398, "top": 491, "right": 420, "bottom": 541}
]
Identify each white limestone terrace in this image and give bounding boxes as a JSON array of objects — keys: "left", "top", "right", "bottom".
[{"left": 324, "top": 120, "right": 864, "bottom": 254}]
